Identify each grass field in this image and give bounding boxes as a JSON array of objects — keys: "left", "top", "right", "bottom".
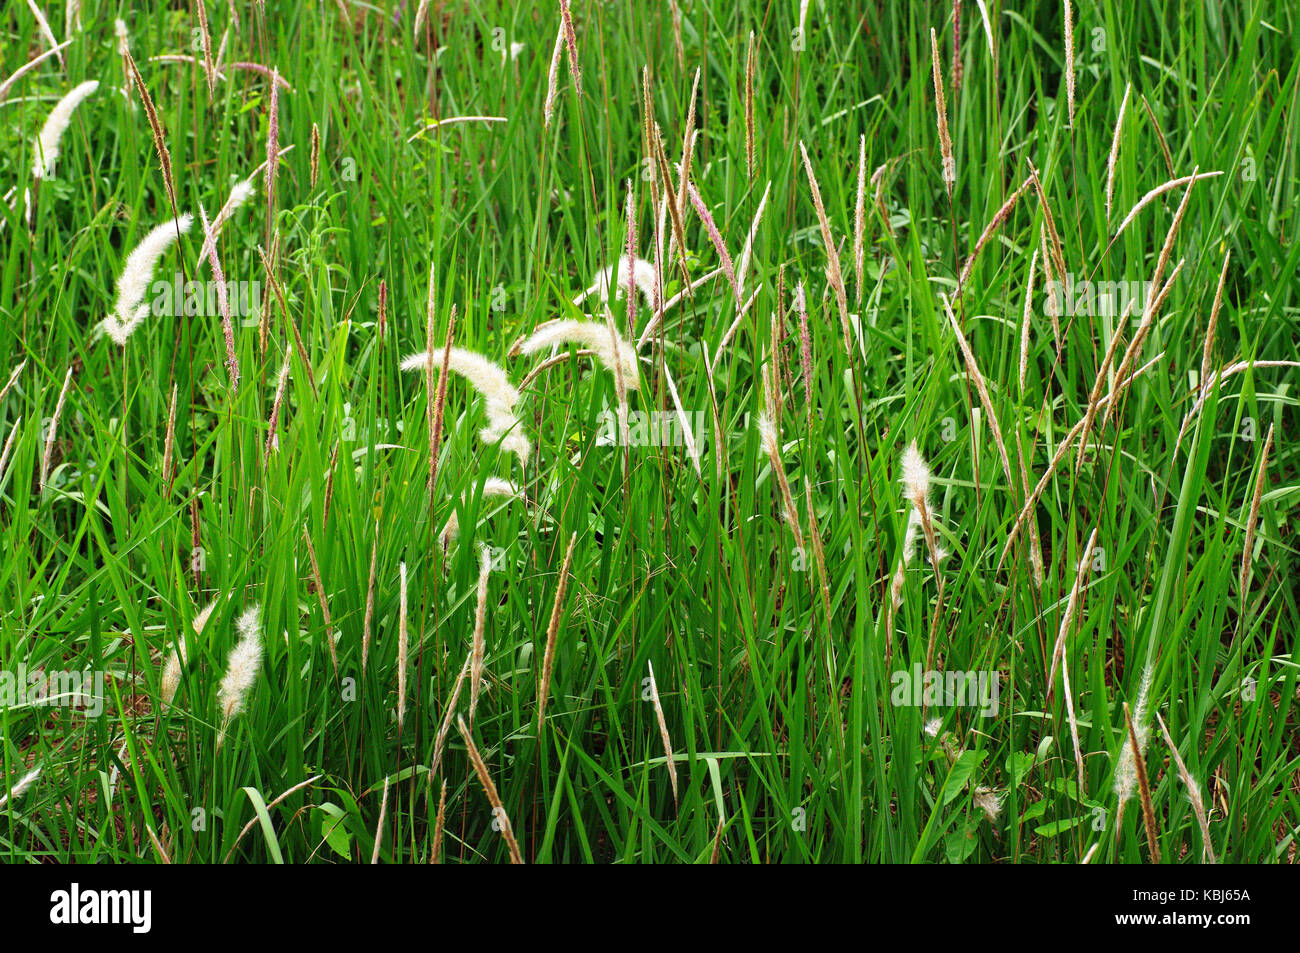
[{"left": 1, "top": 0, "right": 1297, "bottom": 864}]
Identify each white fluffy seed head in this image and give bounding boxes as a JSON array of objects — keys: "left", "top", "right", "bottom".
[
  {"left": 516, "top": 319, "right": 640, "bottom": 390},
  {"left": 590, "top": 256, "right": 657, "bottom": 310},
  {"left": 1114, "top": 664, "right": 1153, "bottom": 804},
  {"left": 217, "top": 606, "right": 263, "bottom": 725},
  {"left": 400, "top": 346, "right": 529, "bottom": 464},
  {"left": 974, "top": 786, "right": 1002, "bottom": 822},
  {"left": 440, "top": 477, "right": 522, "bottom": 549},
  {"left": 757, "top": 412, "right": 779, "bottom": 458},
  {"left": 900, "top": 441, "right": 931, "bottom": 507},
  {"left": 162, "top": 599, "right": 219, "bottom": 709},
  {"left": 400, "top": 346, "right": 522, "bottom": 408},
  {"left": 0, "top": 766, "right": 41, "bottom": 807},
  {"left": 32, "top": 80, "right": 99, "bottom": 180},
  {"left": 103, "top": 214, "right": 193, "bottom": 345}
]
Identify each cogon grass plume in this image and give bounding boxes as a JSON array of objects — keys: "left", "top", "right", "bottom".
[
  {"left": 512, "top": 323, "right": 639, "bottom": 382},
  {"left": 0, "top": 766, "right": 41, "bottom": 810},
  {"left": 100, "top": 214, "right": 193, "bottom": 345},
  {"left": 31, "top": 80, "right": 98, "bottom": 180},
  {"left": 216, "top": 606, "right": 263, "bottom": 749},
  {"left": 1114, "top": 663, "right": 1152, "bottom": 823},
  {"left": 901, "top": 442, "right": 943, "bottom": 571},
  {"left": 887, "top": 442, "right": 945, "bottom": 661},
  {"left": 578, "top": 255, "right": 656, "bottom": 313},
  {"left": 513, "top": 319, "right": 639, "bottom": 437},
  {"left": 399, "top": 345, "right": 531, "bottom": 466},
  {"left": 161, "top": 599, "right": 219, "bottom": 710},
  {"left": 440, "top": 477, "right": 521, "bottom": 551},
  {"left": 1124, "top": 700, "right": 1161, "bottom": 863},
  {"left": 543, "top": 21, "right": 564, "bottom": 129},
  {"left": 113, "top": 17, "right": 130, "bottom": 70}
]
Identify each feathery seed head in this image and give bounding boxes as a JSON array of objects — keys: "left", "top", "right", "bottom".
[
  {"left": 32, "top": 80, "right": 99, "bottom": 180},
  {"left": 102, "top": 214, "right": 193, "bottom": 345},
  {"left": 0, "top": 766, "right": 41, "bottom": 808},
  {"left": 900, "top": 441, "right": 931, "bottom": 507},
  {"left": 1114, "top": 664, "right": 1152, "bottom": 804},
  {"left": 591, "top": 256, "right": 657, "bottom": 311},
  {"left": 401, "top": 346, "right": 530, "bottom": 464},
  {"left": 757, "top": 412, "right": 779, "bottom": 458},
  {"left": 218, "top": 605, "right": 263, "bottom": 728},
  {"left": 516, "top": 319, "right": 640, "bottom": 390}
]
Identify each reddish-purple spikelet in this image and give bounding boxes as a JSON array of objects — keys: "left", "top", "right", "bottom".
[
  {"left": 685, "top": 181, "right": 740, "bottom": 305},
  {"left": 559, "top": 0, "right": 582, "bottom": 95}
]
